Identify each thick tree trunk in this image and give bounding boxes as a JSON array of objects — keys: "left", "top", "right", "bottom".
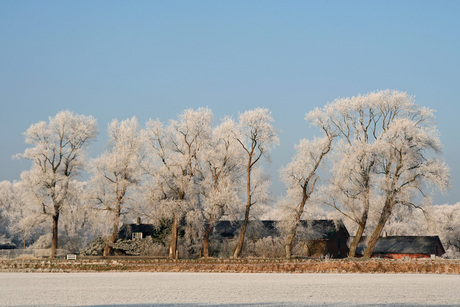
[
  {"left": 348, "top": 222, "right": 365, "bottom": 258},
  {"left": 349, "top": 197, "right": 369, "bottom": 257},
  {"left": 285, "top": 231, "right": 295, "bottom": 259},
  {"left": 169, "top": 214, "right": 179, "bottom": 259},
  {"left": 285, "top": 187, "right": 308, "bottom": 259},
  {"left": 50, "top": 213, "right": 59, "bottom": 259},
  {"left": 104, "top": 204, "right": 120, "bottom": 257},
  {"left": 202, "top": 213, "right": 214, "bottom": 258},
  {"left": 349, "top": 176, "right": 371, "bottom": 258},
  {"left": 363, "top": 196, "right": 395, "bottom": 258},
  {"left": 233, "top": 202, "right": 251, "bottom": 258}
]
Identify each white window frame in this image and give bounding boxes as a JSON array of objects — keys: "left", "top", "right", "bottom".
[{"left": 132, "top": 232, "right": 143, "bottom": 240}]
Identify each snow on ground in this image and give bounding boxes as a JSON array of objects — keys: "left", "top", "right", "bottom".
[{"left": 0, "top": 272, "right": 459, "bottom": 306}]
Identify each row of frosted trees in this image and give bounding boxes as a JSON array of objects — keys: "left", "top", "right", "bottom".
[{"left": 1, "top": 90, "right": 451, "bottom": 259}]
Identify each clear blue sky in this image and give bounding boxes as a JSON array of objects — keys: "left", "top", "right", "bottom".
[{"left": 1, "top": 1, "right": 459, "bottom": 204}]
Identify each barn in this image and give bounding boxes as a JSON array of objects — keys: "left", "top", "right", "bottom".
[
  {"left": 213, "top": 219, "right": 350, "bottom": 258},
  {"left": 297, "top": 220, "right": 349, "bottom": 258},
  {"left": 355, "top": 236, "right": 445, "bottom": 259}
]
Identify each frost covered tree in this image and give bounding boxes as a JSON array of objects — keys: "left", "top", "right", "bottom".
[
  {"left": 425, "top": 203, "right": 460, "bottom": 258},
  {"left": 308, "top": 93, "right": 389, "bottom": 257},
  {"left": 0, "top": 181, "right": 13, "bottom": 244},
  {"left": 280, "top": 135, "right": 334, "bottom": 259},
  {"left": 318, "top": 140, "right": 379, "bottom": 257},
  {"left": 89, "top": 117, "right": 144, "bottom": 256},
  {"left": 310, "top": 90, "right": 449, "bottom": 258},
  {"left": 15, "top": 111, "right": 97, "bottom": 258},
  {"left": 278, "top": 97, "right": 336, "bottom": 259},
  {"left": 232, "top": 108, "right": 279, "bottom": 258},
  {"left": 0, "top": 181, "right": 49, "bottom": 249},
  {"left": 199, "top": 118, "right": 243, "bottom": 257},
  {"left": 324, "top": 141, "right": 378, "bottom": 257},
  {"left": 0, "top": 181, "right": 27, "bottom": 248},
  {"left": 144, "top": 108, "right": 213, "bottom": 259},
  {"left": 363, "top": 108, "right": 449, "bottom": 257},
  {"left": 59, "top": 181, "right": 100, "bottom": 253}
]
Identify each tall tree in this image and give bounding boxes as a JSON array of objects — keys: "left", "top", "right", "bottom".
[
  {"left": 363, "top": 111, "right": 449, "bottom": 257},
  {"left": 232, "top": 108, "right": 279, "bottom": 258},
  {"left": 280, "top": 135, "right": 334, "bottom": 259},
  {"left": 199, "top": 118, "right": 243, "bottom": 257},
  {"left": 90, "top": 117, "right": 144, "bottom": 256},
  {"left": 322, "top": 140, "right": 377, "bottom": 257},
  {"left": 144, "top": 108, "right": 213, "bottom": 259},
  {"left": 307, "top": 93, "right": 389, "bottom": 257},
  {"left": 310, "top": 90, "right": 450, "bottom": 258},
  {"left": 311, "top": 90, "right": 449, "bottom": 258},
  {"left": 16, "top": 111, "right": 97, "bottom": 258}
]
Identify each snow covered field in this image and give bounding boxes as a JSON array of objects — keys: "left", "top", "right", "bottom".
[{"left": 1, "top": 272, "right": 459, "bottom": 306}]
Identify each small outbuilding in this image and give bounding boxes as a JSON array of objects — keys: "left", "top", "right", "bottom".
[{"left": 355, "top": 236, "right": 445, "bottom": 259}]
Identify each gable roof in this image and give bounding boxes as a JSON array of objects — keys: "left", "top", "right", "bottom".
[
  {"left": 212, "top": 220, "right": 279, "bottom": 239},
  {"left": 297, "top": 220, "right": 349, "bottom": 240},
  {"left": 212, "top": 219, "right": 348, "bottom": 240},
  {"left": 355, "top": 236, "right": 445, "bottom": 255}
]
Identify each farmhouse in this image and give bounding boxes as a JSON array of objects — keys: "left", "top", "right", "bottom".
[
  {"left": 118, "top": 218, "right": 156, "bottom": 240},
  {"left": 213, "top": 219, "right": 350, "bottom": 258},
  {"left": 117, "top": 217, "right": 172, "bottom": 243},
  {"left": 354, "top": 236, "right": 445, "bottom": 259}
]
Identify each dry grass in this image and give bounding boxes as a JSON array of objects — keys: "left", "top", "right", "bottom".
[{"left": 1, "top": 258, "right": 459, "bottom": 274}]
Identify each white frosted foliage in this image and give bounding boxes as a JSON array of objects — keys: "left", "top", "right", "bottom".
[{"left": 15, "top": 111, "right": 97, "bottom": 257}]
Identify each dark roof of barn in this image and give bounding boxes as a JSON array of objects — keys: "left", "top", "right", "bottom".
[
  {"left": 213, "top": 220, "right": 279, "bottom": 238},
  {"left": 354, "top": 236, "right": 445, "bottom": 255},
  {"left": 298, "top": 220, "right": 349, "bottom": 240},
  {"left": 213, "top": 219, "right": 348, "bottom": 240}
]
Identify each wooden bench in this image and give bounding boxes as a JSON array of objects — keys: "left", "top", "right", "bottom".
[{"left": 66, "top": 254, "right": 77, "bottom": 260}]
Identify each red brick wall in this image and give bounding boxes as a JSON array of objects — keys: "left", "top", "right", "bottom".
[{"left": 374, "top": 253, "right": 430, "bottom": 259}]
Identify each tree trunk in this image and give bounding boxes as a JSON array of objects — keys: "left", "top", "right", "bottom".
[
  {"left": 285, "top": 187, "right": 308, "bottom": 259},
  {"left": 104, "top": 205, "right": 120, "bottom": 257},
  {"left": 169, "top": 214, "right": 179, "bottom": 259},
  {"left": 285, "top": 233, "right": 294, "bottom": 259},
  {"left": 348, "top": 199, "right": 369, "bottom": 257},
  {"left": 233, "top": 203, "right": 250, "bottom": 258},
  {"left": 233, "top": 160, "right": 252, "bottom": 259},
  {"left": 202, "top": 213, "right": 214, "bottom": 258},
  {"left": 363, "top": 196, "right": 395, "bottom": 258},
  {"left": 50, "top": 213, "right": 59, "bottom": 259},
  {"left": 348, "top": 222, "right": 365, "bottom": 258},
  {"left": 349, "top": 177, "right": 371, "bottom": 258}
]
